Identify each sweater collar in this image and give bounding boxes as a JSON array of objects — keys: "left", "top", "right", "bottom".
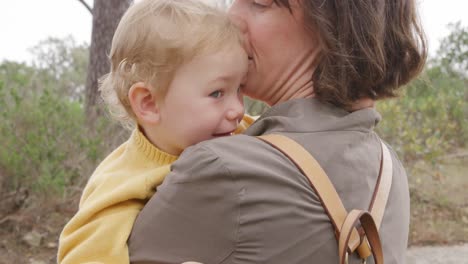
[{"left": 130, "top": 128, "right": 178, "bottom": 166}]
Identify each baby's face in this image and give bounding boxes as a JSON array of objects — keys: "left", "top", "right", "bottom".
[{"left": 154, "top": 43, "right": 248, "bottom": 155}]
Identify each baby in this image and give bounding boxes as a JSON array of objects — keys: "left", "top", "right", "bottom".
[{"left": 57, "top": 0, "right": 252, "bottom": 263}]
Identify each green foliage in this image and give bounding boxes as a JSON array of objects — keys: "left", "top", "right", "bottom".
[
  {"left": 244, "top": 96, "right": 269, "bottom": 116},
  {"left": 435, "top": 22, "right": 468, "bottom": 75},
  {"left": 30, "top": 36, "right": 89, "bottom": 102},
  {"left": 377, "top": 70, "right": 466, "bottom": 162},
  {"left": 0, "top": 38, "right": 111, "bottom": 196}
]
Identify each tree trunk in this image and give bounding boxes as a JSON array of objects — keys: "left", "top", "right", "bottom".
[{"left": 85, "top": 0, "right": 132, "bottom": 124}]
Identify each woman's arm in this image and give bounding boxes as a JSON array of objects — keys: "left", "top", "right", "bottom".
[{"left": 128, "top": 145, "right": 240, "bottom": 264}]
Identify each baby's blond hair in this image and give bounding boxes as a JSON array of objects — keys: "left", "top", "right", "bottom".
[{"left": 99, "top": 0, "right": 244, "bottom": 128}]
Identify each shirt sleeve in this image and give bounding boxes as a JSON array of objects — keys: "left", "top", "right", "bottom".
[
  {"left": 128, "top": 145, "right": 241, "bottom": 264},
  {"left": 58, "top": 165, "right": 170, "bottom": 264},
  {"left": 58, "top": 199, "right": 143, "bottom": 264}
]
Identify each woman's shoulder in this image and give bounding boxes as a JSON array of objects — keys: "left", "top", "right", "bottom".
[
  {"left": 175, "top": 135, "right": 266, "bottom": 167},
  {"left": 166, "top": 134, "right": 308, "bottom": 194},
  {"left": 166, "top": 135, "right": 280, "bottom": 183}
]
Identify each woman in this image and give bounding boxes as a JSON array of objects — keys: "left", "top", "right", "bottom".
[{"left": 128, "top": 0, "right": 426, "bottom": 263}]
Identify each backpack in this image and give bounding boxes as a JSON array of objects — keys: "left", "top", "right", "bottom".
[{"left": 258, "top": 134, "right": 393, "bottom": 264}]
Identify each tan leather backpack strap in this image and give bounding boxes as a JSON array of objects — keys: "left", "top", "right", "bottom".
[
  {"left": 339, "top": 210, "right": 383, "bottom": 264},
  {"left": 356, "top": 140, "right": 393, "bottom": 258},
  {"left": 370, "top": 140, "right": 393, "bottom": 225},
  {"left": 257, "top": 134, "right": 361, "bottom": 251}
]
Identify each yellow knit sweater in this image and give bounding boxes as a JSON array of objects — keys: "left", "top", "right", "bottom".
[{"left": 57, "top": 115, "right": 255, "bottom": 264}]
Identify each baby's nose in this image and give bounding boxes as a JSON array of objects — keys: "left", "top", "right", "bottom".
[{"left": 227, "top": 99, "right": 244, "bottom": 122}]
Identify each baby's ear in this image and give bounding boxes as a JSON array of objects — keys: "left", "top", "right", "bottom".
[{"left": 128, "top": 82, "right": 161, "bottom": 124}]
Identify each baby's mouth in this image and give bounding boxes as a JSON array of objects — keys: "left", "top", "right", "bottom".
[{"left": 213, "top": 131, "right": 234, "bottom": 137}]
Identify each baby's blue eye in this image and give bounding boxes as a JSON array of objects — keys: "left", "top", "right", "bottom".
[{"left": 210, "top": 90, "right": 223, "bottom": 98}]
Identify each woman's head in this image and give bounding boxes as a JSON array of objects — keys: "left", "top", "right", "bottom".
[
  {"left": 230, "top": 0, "right": 427, "bottom": 108},
  {"left": 229, "top": 0, "right": 319, "bottom": 106},
  {"left": 100, "top": 0, "right": 245, "bottom": 127}
]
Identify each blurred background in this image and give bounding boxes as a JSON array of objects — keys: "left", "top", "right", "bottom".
[{"left": 0, "top": 0, "right": 466, "bottom": 263}]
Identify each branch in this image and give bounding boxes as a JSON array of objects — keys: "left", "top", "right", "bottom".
[{"left": 76, "top": 0, "right": 93, "bottom": 15}]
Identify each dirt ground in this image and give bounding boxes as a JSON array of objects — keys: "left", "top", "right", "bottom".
[
  {"left": 408, "top": 158, "right": 468, "bottom": 245},
  {"left": 0, "top": 158, "right": 466, "bottom": 264},
  {"left": 0, "top": 194, "right": 78, "bottom": 264},
  {"left": 406, "top": 244, "right": 468, "bottom": 264}
]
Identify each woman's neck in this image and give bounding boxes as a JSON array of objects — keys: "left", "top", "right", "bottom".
[
  {"left": 266, "top": 78, "right": 314, "bottom": 106},
  {"left": 265, "top": 47, "right": 318, "bottom": 106},
  {"left": 266, "top": 63, "right": 316, "bottom": 106}
]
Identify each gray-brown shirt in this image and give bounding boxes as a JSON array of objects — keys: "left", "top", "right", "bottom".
[{"left": 129, "top": 98, "right": 410, "bottom": 264}]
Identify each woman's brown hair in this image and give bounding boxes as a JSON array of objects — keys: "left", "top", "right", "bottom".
[{"left": 275, "top": 0, "right": 427, "bottom": 108}]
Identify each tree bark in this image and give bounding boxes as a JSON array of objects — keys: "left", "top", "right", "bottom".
[{"left": 85, "top": 0, "right": 132, "bottom": 124}]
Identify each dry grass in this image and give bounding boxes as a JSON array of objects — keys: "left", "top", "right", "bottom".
[{"left": 408, "top": 157, "right": 468, "bottom": 245}]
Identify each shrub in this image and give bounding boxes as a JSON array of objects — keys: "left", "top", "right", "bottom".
[
  {"left": 0, "top": 61, "right": 108, "bottom": 195},
  {"left": 377, "top": 66, "right": 467, "bottom": 163}
]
